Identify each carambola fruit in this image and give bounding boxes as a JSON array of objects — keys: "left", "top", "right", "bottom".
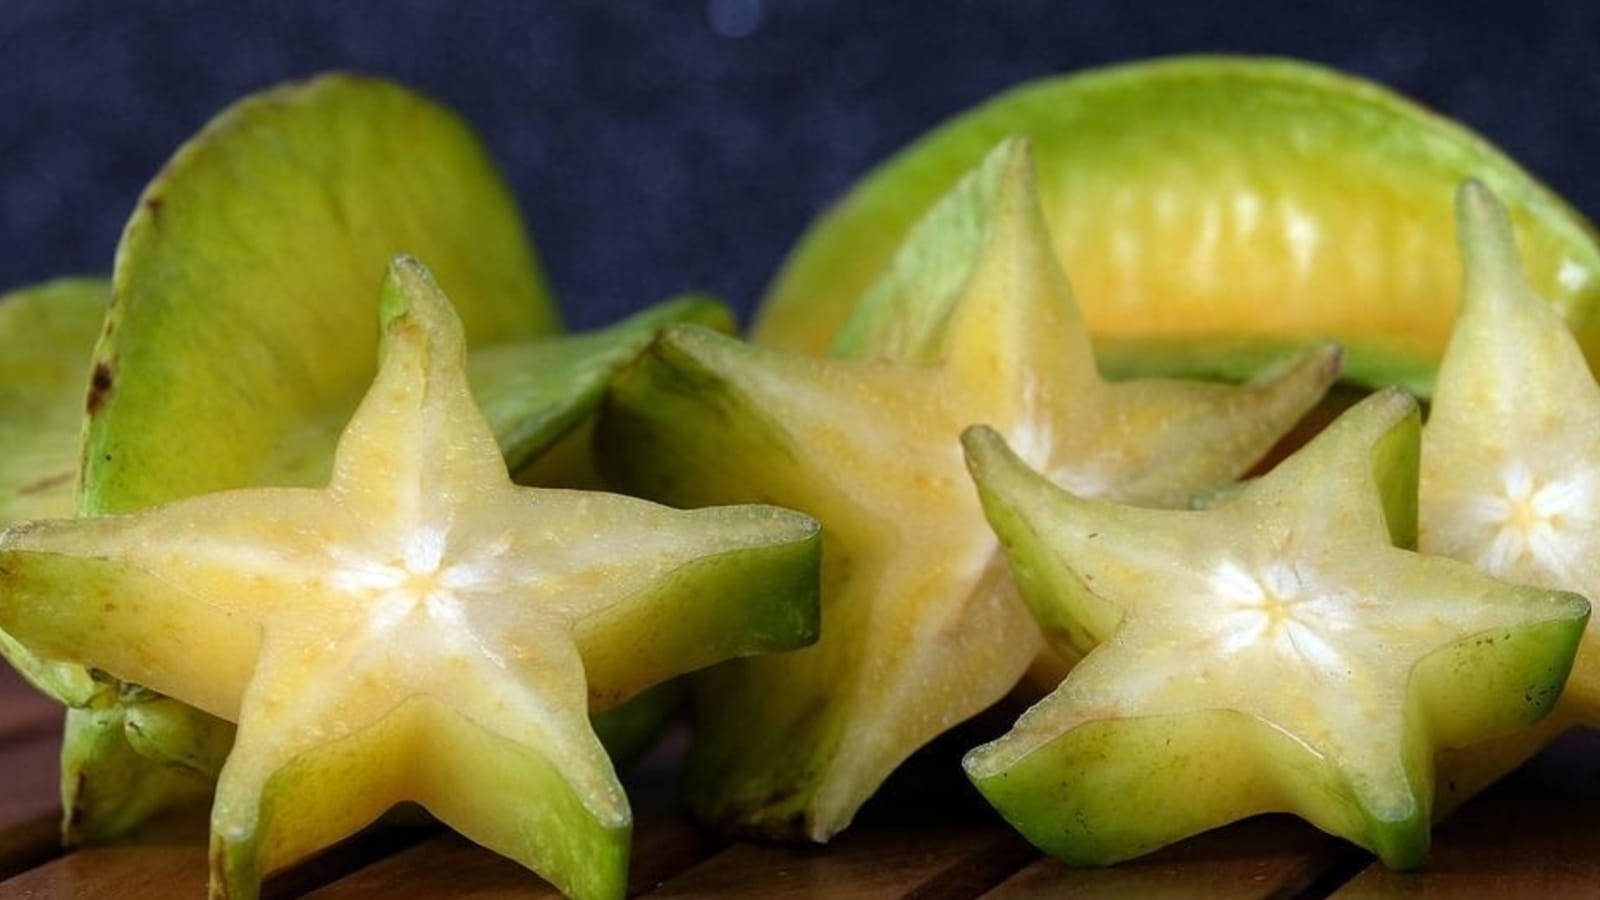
[
  {"left": 960, "top": 390, "right": 1588, "bottom": 868},
  {"left": 597, "top": 138, "right": 1338, "bottom": 840},
  {"left": 0, "top": 258, "right": 822, "bottom": 900},
  {"left": 12, "top": 72, "right": 729, "bottom": 843},
  {"left": 1422, "top": 183, "right": 1600, "bottom": 805},
  {"left": 0, "top": 279, "right": 107, "bottom": 526},
  {"left": 753, "top": 56, "right": 1600, "bottom": 393}
]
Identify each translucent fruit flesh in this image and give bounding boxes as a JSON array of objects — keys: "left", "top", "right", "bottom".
[
  {"left": 33, "top": 72, "right": 725, "bottom": 842},
  {"left": 597, "top": 139, "right": 1337, "bottom": 841},
  {"left": 754, "top": 56, "right": 1600, "bottom": 394},
  {"left": 962, "top": 390, "right": 1588, "bottom": 868},
  {"left": 1422, "top": 183, "right": 1600, "bottom": 806},
  {"left": 0, "top": 259, "right": 821, "bottom": 900}
]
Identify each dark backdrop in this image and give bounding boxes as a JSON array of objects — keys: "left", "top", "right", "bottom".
[{"left": 5, "top": 1, "right": 1598, "bottom": 328}]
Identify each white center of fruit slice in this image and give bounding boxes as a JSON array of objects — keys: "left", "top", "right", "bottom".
[
  {"left": 1208, "top": 559, "right": 1348, "bottom": 671},
  {"left": 1463, "top": 463, "right": 1598, "bottom": 581},
  {"left": 325, "top": 527, "right": 515, "bottom": 666}
]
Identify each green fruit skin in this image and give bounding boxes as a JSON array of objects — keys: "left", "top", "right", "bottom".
[
  {"left": 0, "top": 279, "right": 107, "bottom": 526},
  {"left": 753, "top": 56, "right": 1600, "bottom": 394}
]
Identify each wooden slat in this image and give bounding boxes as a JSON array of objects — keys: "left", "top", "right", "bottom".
[
  {"left": 644, "top": 822, "right": 1033, "bottom": 899},
  {"left": 0, "top": 808, "right": 431, "bottom": 899},
  {"left": 642, "top": 723, "right": 1038, "bottom": 900},
  {"left": 1331, "top": 729, "right": 1600, "bottom": 898},
  {"left": 0, "top": 733, "right": 66, "bottom": 880},
  {"left": 0, "top": 667, "right": 64, "bottom": 741},
  {"left": 0, "top": 669, "right": 67, "bottom": 880},
  {"left": 982, "top": 816, "right": 1357, "bottom": 900}
]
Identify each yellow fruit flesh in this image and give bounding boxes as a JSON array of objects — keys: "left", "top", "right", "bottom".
[{"left": 0, "top": 259, "right": 820, "bottom": 900}]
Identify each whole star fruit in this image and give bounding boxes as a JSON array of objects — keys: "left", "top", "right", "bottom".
[
  {"left": 1421, "top": 182, "right": 1600, "bottom": 811},
  {"left": 754, "top": 55, "right": 1600, "bottom": 395},
  {"left": 959, "top": 389, "right": 1588, "bottom": 869},
  {"left": 11, "top": 72, "right": 730, "bottom": 843},
  {"left": 596, "top": 137, "right": 1339, "bottom": 842},
  {"left": 0, "top": 256, "right": 821, "bottom": 900}
]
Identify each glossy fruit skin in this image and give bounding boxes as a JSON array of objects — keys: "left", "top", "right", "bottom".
[
  {"left": 961, "top": 391, "right": 1588, "bottom": 869},
  {"left": 754, "top": 56, "right": 1600, "bottom": 394}
]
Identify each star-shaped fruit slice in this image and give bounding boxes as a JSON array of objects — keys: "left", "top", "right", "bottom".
[
  {"left": 1420, "top": 182, "right": 1600, "bottom": 803},
  {"left": 0, "top": 257, "right": 821, "bottom": 900},
  {"left": 960, "top": 388, "right": 1588, "bottom": 868},
  {"left": 597, "top": 138, "right": 1339, "bottom": 840},
  {"left": 28, "top": 72, "right": 734, "bottom": 844}
]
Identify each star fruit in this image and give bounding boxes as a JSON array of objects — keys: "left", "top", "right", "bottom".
[
  {"left": 12, "top": 72, "right": 728, "bottom": 842},
  {"left": 959, "top": 390, "right": 1589, "bottom": 868},
  {"left": 0, "top": 279, "right": 107, "bottom": 525},
  {"left": 597, "top": 137, "right": 1340, "bottom": 840},
  {"left": 0, "top": 257, "right": 821, "bottom": 900},
  {"left": 754, "top": 56, "right": 1600, "bottom": 394},
  {"left": 1421, "top": 182, "right": 1600, "bottom": 804}
]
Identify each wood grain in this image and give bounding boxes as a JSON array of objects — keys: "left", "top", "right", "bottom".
[
  {"left": 983, "top": 816, "right": 1357, "bottom": 900},
  {"left": 1332, "top": 729, "right": 1600, "bottom": 898},
  {"left": 0, "top": 667, "right": 63, "bottom": 741}
]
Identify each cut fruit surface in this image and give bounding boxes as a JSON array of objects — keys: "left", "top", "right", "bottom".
[
  {"left": 41, "top": 71, "right": 726, "bottom": 843},
  {"left": 962, "top": 390, "right": 1588, "bottom": 869},
  {"left": 754, "top": 56, "right": 1600, "bottom": 393},
  {"left": 1422, "top": 183, "right": 1600, "bottom": 802},
  {"left": 0, "top": 258, "right": 821, "bottom": 900},
  {"left": 597, "top": 139, "right": 1336, "bottom": 842}
]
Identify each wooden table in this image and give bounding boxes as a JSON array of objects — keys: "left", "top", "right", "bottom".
[{"left": 0, "top": 668, "right": 1592, "bottom": 898}]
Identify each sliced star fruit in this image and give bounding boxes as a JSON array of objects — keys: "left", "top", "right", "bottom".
[
  {"left": 596, "top": 138, "right": 1337, "bottom": 841},
  {"left": 754, "top": 56, "right": 1600, "bottom": 394},
  {"left": 0, "top": 257, "right": 821, "bottom": 900},
  {"left": 1420, "top": 182, "right": 1600, "bottom": 808},
  {"left": 21, "top": 72, "right": 729, "bottom": 843},
  {"left": 960, "top": 389, "right": 1588, "bottom": 869}
]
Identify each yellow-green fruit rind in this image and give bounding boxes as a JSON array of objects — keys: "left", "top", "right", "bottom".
[
  {"left": 0, "top": 280, "right": 108, "bottom": 714},
  {"left": 754, "top": 56, "right": 1600, "bottom": 393},
  {"left": 84, "top": 72, "right": 556, "bottom": 516},
  {"left": 470, "top": 294, "right": 733, "bottom": 476},
  {"left": 589, "top": 682, "right": 683, "bottom": 768},
  {"left": 121, "top": 690, "right": 236, "bottom": 781},
  {"left": 0, "top": 278, "right": 107, "bottom": 524},
  {"left": 61, "top": 704, "right": 210, "bottom": 845}
]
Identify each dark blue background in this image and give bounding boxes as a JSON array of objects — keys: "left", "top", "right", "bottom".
[{"left": 5, "top": 1, "right": 1598, "bottom": 328}]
